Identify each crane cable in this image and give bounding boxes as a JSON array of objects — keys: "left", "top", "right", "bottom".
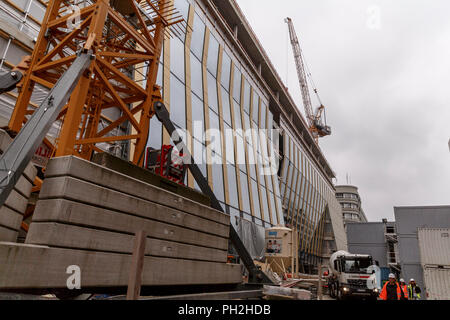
[
  {"left": 301, "top": 50, "right": 328, "bottom": 126},
  {"left": 301, "top": 51, "right": 322, "bottom": 106}
]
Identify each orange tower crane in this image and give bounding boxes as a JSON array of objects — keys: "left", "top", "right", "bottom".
[{"left": 7, "top": 0, "right": 185, "bottom": 166}]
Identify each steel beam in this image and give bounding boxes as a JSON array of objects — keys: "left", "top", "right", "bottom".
[
  {"left": 0, "top": 52, "right": 94, "bottom": 207},
  {"left": 154, "top": 101, "right": 272, "bottom": 285}
]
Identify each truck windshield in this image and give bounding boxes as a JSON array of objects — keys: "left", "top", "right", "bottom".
[{"left": 344, "top": 258, "right": 372, "bottom": 273}]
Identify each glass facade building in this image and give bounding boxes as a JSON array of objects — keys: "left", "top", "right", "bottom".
[
  {"left": 148, "top": 0, "right": 284, "bottom": 230},
  {"left": 0, "top": 0, "right": 348, "bottom": 270}
]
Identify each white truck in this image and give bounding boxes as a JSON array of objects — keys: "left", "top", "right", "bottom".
[{"left": 327, "top": 250, "right": 379, "bottom": 300}]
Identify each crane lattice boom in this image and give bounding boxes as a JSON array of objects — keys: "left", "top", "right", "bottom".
[
  {"left": 285, "top": 17, "right": 331, "bottom": 141},
  {"left": 286, "top": 17, "right": 314, "bottom": 127}
]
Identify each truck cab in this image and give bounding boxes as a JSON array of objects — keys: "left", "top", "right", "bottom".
[{"left": 328, "top": 251, "right": 379, "bottom": 300}]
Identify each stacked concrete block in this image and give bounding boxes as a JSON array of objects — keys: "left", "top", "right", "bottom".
[
  {"left": 0, "top": 156, "right": 242, "bottom": 290},
  {"left": 0, "top": 129, "right": 37, "bottom": 242}
]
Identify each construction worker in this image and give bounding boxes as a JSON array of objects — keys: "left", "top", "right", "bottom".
[
  {"left": 379, "top": 273, "right": 402, "bottom": 300},
  {"left": 407, "top": 279, "right": 422, "bottom": 300},
  {"left": 399, "top": 279, "right": 408, "bottom": 300}
]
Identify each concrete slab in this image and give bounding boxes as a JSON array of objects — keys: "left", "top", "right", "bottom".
[
  {"left": 0, "top": 130, "right": 37, "bottom": 183},
  {"left": 4, "top": 189, "right": 28, "bottom": 215},
  {"left": 21, "top": 163, "right": 37, "bottom": 184},
  {"left": 0, "top": 243, "right": 242, "bottom": 289},
  {"left": 138, "top": 290, "right": 263, "bottom": 300},
  {"left": 0, "top": 130, "right": 35, "bottom": 238},
  {"left": 91, "top": 152, "right": 210, "bottom": 206},
  {"left": 44, "top": 156, "right": 229, "bottom": 225},
  {"left": 0, "top": 130, "right": 13, "bottom": 152},
  {"left": 0, "top": 226, "right": 18, "bottom": 242},
  {"left": 263, "top": 285, "right": 312, "bottom": 300},
  {"left": 13, "top": 175, "right": 33, "bottom": 199},
  {"left": 38, "top": 177, "right": 229, "bottom": 238},
  {"left": 0, "top": 206, "right": 23, "bottom": 231},
  {"left": 29, "top": 199, "right": 228, "bottom": 250},
  {"left": 27, "top": 222, "right": 227, "bottom": 263}
]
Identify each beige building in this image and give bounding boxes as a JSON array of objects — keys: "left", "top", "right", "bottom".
[{"left": 335, "top": 185, "right": 368, "bottom": 224}]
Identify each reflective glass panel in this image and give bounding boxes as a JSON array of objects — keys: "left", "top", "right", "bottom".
[
  {"left": 252, "top": 92, "right": 260, "bottom": 124},
  {"left": 211, "top": 164, "right": 225, "bottom": 202},
  {"left": 251, "top": 179, "right": 261, "bottom": 220},
  {"left": 233, "top": 65, "right": 241, "bottom": 103},
  {"left": 147, "top": 116, "right": 162, "bottom": 150},
  {"left": 243, "top": 80, "right": 251, "bottom": 114},
  {"left": 207, "top": 72, "right": 218, "bottom": 113},
  {"left": 191, "top": 14, "right": 205, "bottom": 60},
  {"left": 170, "top": 73, "right": 186, "bottom": 129},
  {"left": 239, "top": 171, "right": 251, "bottom": 214},
  {"left": 191, "top": 93, "right": 205, "bottom": 143},
  {"left": 207, "top": 34, "right": 219, "bottom": 76},
  {"left": 170, "top": 37, "right": 185, "bottom": 82},
  {"left": 221, "top": 51, "right": 231, "bottom": 90},
  {"left": 227, "top": 164, "right": 239, "bottom": 209},
  {"left": 190, "top": 56, "right": 203, "bottom": 99},
  {"left": 221, "top": 87, "right": 232, "bottom": 126}
]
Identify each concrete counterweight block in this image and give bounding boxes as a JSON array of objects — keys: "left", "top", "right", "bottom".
[{"left": 0, "top": 130, "right": 37, "bottom": 242}]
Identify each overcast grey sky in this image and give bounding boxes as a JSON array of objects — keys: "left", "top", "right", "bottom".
[{"left": 237, "top": 0, "right": 450, "bottom": 221}]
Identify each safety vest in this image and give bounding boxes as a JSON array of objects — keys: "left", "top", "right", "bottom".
[
  {"left": 407, "top": 285, "right": 421, "bottom": 300},
  {"left": 399, "top": 284, "right": 408, "bottom": 299},
  {"left": 379, "top": 281, "right": 402, "bottom": 300}
]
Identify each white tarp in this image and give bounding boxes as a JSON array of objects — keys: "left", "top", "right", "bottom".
[{"left": 236, "top": 218, "right": 266, "bottom": 260}]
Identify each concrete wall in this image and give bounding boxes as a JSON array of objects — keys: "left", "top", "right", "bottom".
[
  {"left": 346, "top": 222, "right": 388, "bottom": 267},
  {"left": 394, "top": 206, "right": 450, "bottom": 297},
  {"left": 328, "top": 200, "right": 348, "bottom": 252},
  {"left": 321, "top": 209, "right": 341, "bottom": 261}
]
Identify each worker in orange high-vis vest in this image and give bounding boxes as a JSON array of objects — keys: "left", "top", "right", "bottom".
[
  {"left": 379, "top": 274, "right": 402, "bottom": 300},
  {"left": 399, "top": 279, "right": 409, "bottom": 300}
]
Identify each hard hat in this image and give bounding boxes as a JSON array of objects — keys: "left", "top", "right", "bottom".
[
  {"left": 410, "top": 278, "right": 415, "bottom": 282},
  {"left": 389, "top": 273, "right": 396, "bottom": 278},
  {"left": 400, "top": 278, "right": 405, "bottom": 282}
]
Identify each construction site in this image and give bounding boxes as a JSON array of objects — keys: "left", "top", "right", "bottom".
[{"left": 1, "top": 0, "right": 447, "bottom": 303}]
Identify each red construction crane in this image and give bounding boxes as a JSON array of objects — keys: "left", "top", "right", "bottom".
[{"left": 285, "top": 17, "right": 331, "bottom": 143}]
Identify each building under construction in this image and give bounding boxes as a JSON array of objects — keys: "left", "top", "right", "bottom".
[{"left": 0, "top": 0, "right": 347, "bottom": 297}]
